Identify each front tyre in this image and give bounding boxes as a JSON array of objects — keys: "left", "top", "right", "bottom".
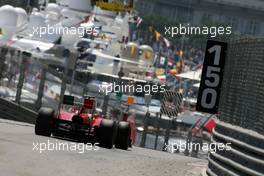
[
  {"left": 35, "top": 108, "right": 54, "bottom": 136},
  {"left": 115, "top": 121, "right": 130, "bottom": 150},
  {"left": 96, "top": 119, "right": 115, "bottom": 149}
]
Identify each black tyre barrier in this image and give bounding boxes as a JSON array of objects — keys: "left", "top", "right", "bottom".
[
  {"left": 206, "top": 120, "right": 264, "bottom": 176},
  {"left": 207, "top": 155, "right": 241, "bottom": 176},
  {"left": 214, "top": 121, "right": 264, "bottom": 150}
]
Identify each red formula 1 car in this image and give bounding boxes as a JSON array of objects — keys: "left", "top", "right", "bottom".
[{"left": 35, "top": 95, "right": 134, "bottom": 150}]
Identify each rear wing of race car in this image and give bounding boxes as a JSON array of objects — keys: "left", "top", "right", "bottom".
[{"left": 63, "top": 95, "right": 96, "bottom": 110}]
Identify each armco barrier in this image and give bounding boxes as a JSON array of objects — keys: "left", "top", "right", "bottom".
[{"left": 0, "top": 97, "right": 37, "bottom": 124}]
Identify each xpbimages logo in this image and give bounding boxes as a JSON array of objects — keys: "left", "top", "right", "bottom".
[
  {"left": 164, "top": 24, "right": 232, "bottom": 38},
  {"left": 99, "top": 82, "right": 166, "bottom": 95},
  {"left": 32, "top": 24, "right": 100, "bottom": 38},
  {"left": 164, "top": 141, "right": 232, "bottom": 153},
  {"left": 33, "top": 140, "right": 100, "bottom": 154}
]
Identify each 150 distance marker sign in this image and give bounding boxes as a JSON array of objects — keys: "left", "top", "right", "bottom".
[{"left": 196, "top": 40, "right": 227, "bottom": 114}]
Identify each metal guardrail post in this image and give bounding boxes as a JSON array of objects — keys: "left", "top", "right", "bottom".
[
  {"left": 162, "top": 117, "right": 172, "bottom": 151},
  {"left": 154, "top": 112, "right": 161, "bottom": 150},
  {"left": 102, "top": 94, "right": 109, "bottom": 117},
  {"left": 140, "top": 111, "right": 150, "bottom": 147},
  {"left": 0, "top": 47, "right": 8, "bottom": 81},
  {"left": 7, "top": 48, "right": 15, "bottom": 87},
  {"left": 15, "top": 51, "right": 31, "bottom": 104},
  {"left": 35, "top": 67, "right": 47, "bottom": 111},
  {"left": 59, "top": 49, "right": 70, "bottom": 109}
]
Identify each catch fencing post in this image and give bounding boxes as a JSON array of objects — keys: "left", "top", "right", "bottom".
[
  {"left": 162, "top": 117, "right": 172, "bottom": 151},
  {"left": 140, "top": 111, "right": 150, "bottom": 147},
  {"left": 0, "top": 47, "right": 8, "bottom": 81},
  {"left": 140, "top": 94, "right": 152, "bottom": 147},
  {"left": 35, "top": 67, "right": 47, "bottom": 111},
  {"left": 59, "top": 49, "right": 70, "bottom": 109},
  {"left": 15, "top": 51, "right": 31, "bottom": 104},
  {"left": 154, "top": 112, "right": 161, "bottom": 150}
]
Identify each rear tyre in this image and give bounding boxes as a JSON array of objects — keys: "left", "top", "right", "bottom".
[
  {"left": 115, "top": 121, "right": 130, "bottom": 150},
  {"left": 96, "top": 119, "right": 115, "bottom": 149},
  {"left": 35, "top": 108, "right": 54, "bottom": 137}
]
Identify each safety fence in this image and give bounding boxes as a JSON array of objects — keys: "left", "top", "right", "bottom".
[
  {"left": 207, "top": 38, "right": 264, "bottom": 176},
  {"left": 219, "top": 38, "right": 264, "bottom": 134}
]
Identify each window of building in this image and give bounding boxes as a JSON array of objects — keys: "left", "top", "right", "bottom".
[
  {"left": 247, "top": 20, "right": 259, "bottom": 34},
  {"left": 138, "top": 1, "right": 152, "bottom": 14},
  {"left": 177, "top": 7, "right": 193, "bottom": 23},
  {"left": 202, "top": 12, "right": 212, "bottom": 23},
  {"left": 227, "top": 17, "right": 237, "bottom": 30}
]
